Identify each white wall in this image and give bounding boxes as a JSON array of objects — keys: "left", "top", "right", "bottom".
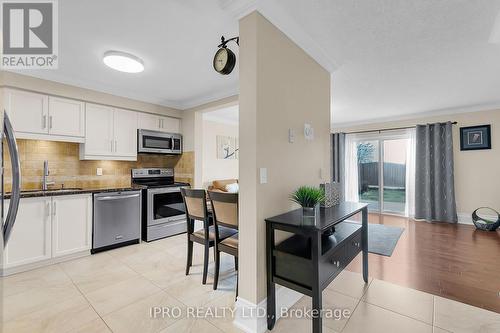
[
  {"left": 201, "top": 119, "right": 239, "bottom": 187},
  {"left": 239, "top": 12, "right": 331, "bottom": 304},
  {"left": 334, "top": 108, "right": 500, "bottom": 219}
]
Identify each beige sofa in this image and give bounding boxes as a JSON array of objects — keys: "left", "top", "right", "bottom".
[{"left": 207, "top": 179, "right": 238, "bottom": 192}]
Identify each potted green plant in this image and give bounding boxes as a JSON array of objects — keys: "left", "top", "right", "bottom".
[{"left": 290, "top": 186, "right": 325, "bottom": 220}]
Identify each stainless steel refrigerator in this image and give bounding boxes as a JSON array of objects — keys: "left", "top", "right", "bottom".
[{"left": 1, "top": 110, "right": 21, "bottom": 248}]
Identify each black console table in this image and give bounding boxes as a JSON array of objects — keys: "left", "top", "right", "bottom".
[{"left": 265, "top": 202, "right": 369, "bottom": 333}]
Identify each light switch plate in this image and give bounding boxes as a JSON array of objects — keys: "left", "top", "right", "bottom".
[
  {"left": 96, "top": 168, "right": 103, "bottom": 176},
  {"left": 260, "top": 167, "right": 268, "bottom": 184},
  {"left": 288, "top": 128, "right": 295, "bottom": 143}
]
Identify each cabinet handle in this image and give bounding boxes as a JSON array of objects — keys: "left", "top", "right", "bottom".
[
  {"left": 114, "top": 140, "right": 117, "bottom": 152},
  {"left": 53, "top": 201, "right": 56, "bottom": 216},
  {"left": 161, "top": 119, "right": 164, "bottom": 128},
  {"left": 158, "top": 118, "right": 162, "bottom": 129},
  {"left": 47, "top": 202, "right": 51, "bottom": 217},
  {"left": 49, "top": 116, "right": 53, "bottom": 129},
  {"left": 42, "top": 115, "right": 47, "bottom": 129},
  {"left": 332, "top": 260, "right": 340, "bottom": 267}
]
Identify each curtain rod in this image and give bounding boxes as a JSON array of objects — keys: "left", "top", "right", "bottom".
[{"left": 342, "top": 121, "right": 458, "bottom": 135}]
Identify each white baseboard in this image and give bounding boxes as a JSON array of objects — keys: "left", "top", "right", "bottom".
[
  {"left": 233, "top": 285, "right": 303, "bottom": 333},
  {"left": 457, "top": 213, "right": 474, "bottom": 225},
  {"left": 1, "top": 250, "right": 90, "bottom": 276},
  {"left": 457, "top": 212, "right": 498, "bottom": 226}
]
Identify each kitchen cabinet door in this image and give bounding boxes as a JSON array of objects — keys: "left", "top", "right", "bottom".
[
  {"left": 160, "top": 116, "right": 181, "bottom": 133},
  {"left": 83, "top": 103, "right": 114, "bottom": 157},
  {"left": 4, "top": 89, "right": 49, "bottom": 134},
  {"left": 52, "top": 194, "right": 92, "bottom": 257},
  {"left": 48, "top": 96, "right": 85, "bottom": 137},
  {"left": 113, "top": 108, "right": 138, "bottom": 158},
  {"left": 3, "top": 197, "right": 52, "bottom": 268},
  {"left": 138, "top": 112, "right": 161, "bottom": 131}
]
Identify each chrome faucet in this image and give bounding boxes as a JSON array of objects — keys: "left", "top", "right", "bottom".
[{"left": 42, "top": 160, "right": 55, "bottom": 191}]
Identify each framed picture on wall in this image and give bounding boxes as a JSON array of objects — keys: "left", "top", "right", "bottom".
[
  {"left": 460, "top": 125, "right": 491, "bottom": 151},
  {"left": 216, "top": 135, "right": 239, "bottom": 159}
]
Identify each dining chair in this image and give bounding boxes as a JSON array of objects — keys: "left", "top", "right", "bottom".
[
  {"left": 208, "top": 191, "right": 239, "bottom": 292},
  {"left": 181, "top": 188, "right": 237, "bottom": 285}
]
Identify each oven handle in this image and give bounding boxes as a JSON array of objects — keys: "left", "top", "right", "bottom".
[
  {"left": 96, "top": 194, "right": 140, "bottom": 201},
  {"left": 147, "top": 186, "right": 187, "bottom": 194}
]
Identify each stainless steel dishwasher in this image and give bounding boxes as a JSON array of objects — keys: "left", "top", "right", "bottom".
[{"left": 92, "top": 191, "right": 141, "bottom": 253}]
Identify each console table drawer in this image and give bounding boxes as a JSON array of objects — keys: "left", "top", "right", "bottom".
[
  {"left": 346, "top": 230, "right": 362, "bottom": 262},
  {"left": 320, "top": 247, "right": 345, "bottom": 283}
]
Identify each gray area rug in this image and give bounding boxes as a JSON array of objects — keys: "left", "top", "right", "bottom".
[{"left": 368, "top": 224, "right": 404, "bottom": 256}]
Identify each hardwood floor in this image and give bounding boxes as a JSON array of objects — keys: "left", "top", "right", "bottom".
[{"left": 345, "top": 213, "right": 500, "bottom": 313}]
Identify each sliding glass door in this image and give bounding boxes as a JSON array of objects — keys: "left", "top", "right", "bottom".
[
  {"left": 357, "top": 140, "right": 380, "bottom": 211},
  {"left": 382, "top": 139, "right": 407, "bottom": 214},
  {"left": 356, "top": 134, "right": 409, "bottom": 214}
]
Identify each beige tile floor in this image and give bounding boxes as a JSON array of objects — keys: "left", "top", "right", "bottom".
[{"left": 2, "top": 234, "right": 499, "bottom": 333}]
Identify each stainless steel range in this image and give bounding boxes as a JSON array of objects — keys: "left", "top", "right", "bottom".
[{"left": 131, "top": 168, "right": 189, "bottom": 242}]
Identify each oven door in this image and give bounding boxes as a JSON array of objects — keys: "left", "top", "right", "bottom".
[
  {"left": 138, "top": 129, "right": 173, "bottom": 154},
  {"left": 147, "top": 187, "right": 187, "bottom": 227}
]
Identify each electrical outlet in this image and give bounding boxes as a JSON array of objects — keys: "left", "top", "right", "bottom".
[{"left": 96, "top": 168, "right": 103, "bottom": 176}]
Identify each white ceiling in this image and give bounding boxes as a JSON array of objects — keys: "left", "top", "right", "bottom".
[
  {"left": 274, "top": 0, "right": 500, "bottom": 125},
  {"left": 11, "top": 0, "right": 239, "bottom": 109},
  {"left": 12, "top": 0, "right": 500, "bottom": 125}
]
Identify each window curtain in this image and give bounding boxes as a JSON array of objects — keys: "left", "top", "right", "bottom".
[
  {"left": 331, "top": 133, "right": 346, "bottom": 201},
  {"left": 414, "top": 122, "right": 457, "bottom": 223},
  {"left": 344, "top": 134, "right": 359, "bottom": 202},
  {"left": 405, "top": 128, "right": 416, "bottom": 217}
]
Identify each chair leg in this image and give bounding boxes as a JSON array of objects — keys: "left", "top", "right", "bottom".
[
  {"left": 185, "top": 240, "right": 193, "bottom": 276},
  {"left": 213, "top": 250, "right": 220, "bottom": 290},
  {"left": 234, "top": 256, "right": 238, "bottom": 271},
  {"left": 235, "top": 270, "right": 239, "bottom": 300},
  {"left": 202, "top": 243, "right": 210, "bottom": 284}
]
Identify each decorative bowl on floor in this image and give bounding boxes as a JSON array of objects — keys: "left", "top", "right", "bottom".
[{"left": 472, "top": 207, "right": 500, "bottom": 231}]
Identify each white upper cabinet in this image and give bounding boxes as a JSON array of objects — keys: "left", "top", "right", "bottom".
[
  {"left": 4, "top": 89, "right": 85, "bottom": 142},
  {"left": 48, "top": 96, "right": 85, "bottom": 138},
  {"left": 138, "top": 112, "right": 161, "bottom": 131},
  {"left": 113, "top": 108, "right": 138, "bottom": 158},
  {"left": 160, "top": 116, "right": 181, "bottom": 133},
  {"left": 138, "top": 112, "right": 180, "bottom": 133},
  {"left": 83, "top": 103, "right": 114, "bottom": 157},
  {"left": 4, "top": 88, "right": 49, "bottom": 135},
  {"left": 81, "top": 104, "right": 137, "bottom": 160}
]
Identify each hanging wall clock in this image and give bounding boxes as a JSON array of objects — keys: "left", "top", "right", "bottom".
[
  {"left": 213, "top": 47, "right": 236, "bottom": 75},
  {"left": 213, "top": 36, "right": 239, "bottom": 75}
]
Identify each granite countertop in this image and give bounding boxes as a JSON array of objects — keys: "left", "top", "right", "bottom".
[{"left": 4, "top": 186, "right": 145, "bottom": 199}]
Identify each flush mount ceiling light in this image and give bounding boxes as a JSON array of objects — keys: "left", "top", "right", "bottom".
[{"left": 103, "top": 51, "right": 144, "bottom": 73}]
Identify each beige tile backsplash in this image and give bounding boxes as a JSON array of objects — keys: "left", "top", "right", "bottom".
[{"left": 3, "top": 139, "right": 194, "bottom": 191}]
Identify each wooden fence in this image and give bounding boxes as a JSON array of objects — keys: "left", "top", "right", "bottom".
[{"left": 359, "top": 162, "right": 406, "bottom": 188}]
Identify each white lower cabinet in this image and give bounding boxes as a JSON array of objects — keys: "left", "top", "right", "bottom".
[
  {"left": 3, "top": 197, "right": 52, "bottom": 268},
  {"left": 3, "top": 194, "right": 92, "bottom": 273},
  {"left": 52, "top": 194, "right": 92, "bottom": 258}
]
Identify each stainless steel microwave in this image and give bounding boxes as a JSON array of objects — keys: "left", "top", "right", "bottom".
[{"left": 137, "top": 129, "right": 182, "bottom": 155}]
